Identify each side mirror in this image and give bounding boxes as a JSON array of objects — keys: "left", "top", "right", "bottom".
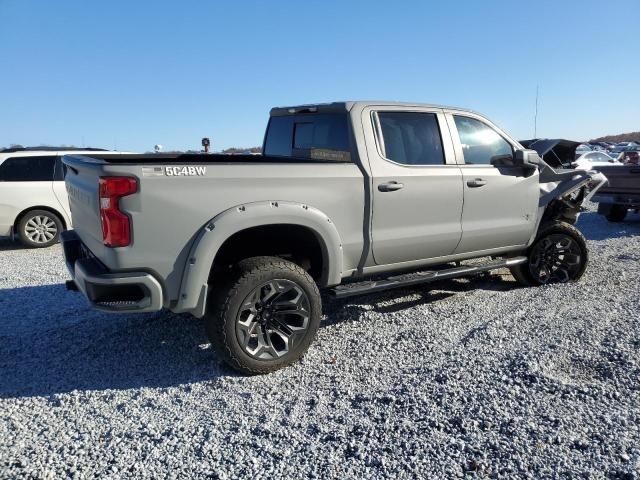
[{"left": 514, "top": 149, "right": 541, "bottom": 169}]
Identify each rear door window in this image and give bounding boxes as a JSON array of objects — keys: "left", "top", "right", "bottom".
[
  {"left": 376, "top": 112, "right": 445, "bottom": 165},
  {"left": 0, "top": 156, "right": 56, "bottom": 181}
]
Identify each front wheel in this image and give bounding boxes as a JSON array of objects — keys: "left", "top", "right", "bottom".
[
  {"left": 205, "top": 256, "right": 322, "bottom": 374},
  {"left": 510, "top": 221, "right": 588, "bottom": 286}
]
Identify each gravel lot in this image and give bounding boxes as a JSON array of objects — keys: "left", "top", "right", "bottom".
[{"left": 1, "top": 205, "right": 639, "bottom": 479}]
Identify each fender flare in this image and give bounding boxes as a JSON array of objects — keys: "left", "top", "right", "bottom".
[{"left": 174, "top": 200, "right": 344, "bottom": 316}]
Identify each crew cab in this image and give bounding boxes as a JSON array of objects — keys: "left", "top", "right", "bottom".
[{"left": 61, "top": 101, "right": 604, "bottom": 374}]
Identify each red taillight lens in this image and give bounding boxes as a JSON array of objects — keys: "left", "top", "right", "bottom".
[{"left": 99, "top": 176, "right": 137, "bottom": 247}]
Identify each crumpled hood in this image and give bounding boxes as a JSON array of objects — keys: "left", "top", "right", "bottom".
[{"left": 520, "top": 139, "right": 581, "bottom": 169}]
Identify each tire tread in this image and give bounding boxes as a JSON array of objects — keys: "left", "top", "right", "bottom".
[{"left": 206, "top": 256, "right": 321, "bottom": 375}]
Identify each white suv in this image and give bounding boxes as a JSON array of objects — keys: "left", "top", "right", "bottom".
[{"left": 0, "top": 147, "right": 131, "bottom": 247}]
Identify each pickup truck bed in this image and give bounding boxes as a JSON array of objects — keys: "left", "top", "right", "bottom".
[
  {"left": 591, "top": 164, "right": 640, "bottom": 222},
  {"left": 64, "top": 153, "right": 365, "bottom": 314}
]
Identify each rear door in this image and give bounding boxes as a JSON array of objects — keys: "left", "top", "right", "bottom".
[
  {"left": 446, "top": 112, "right": 539, "bottom": 254},
  {"left": 363, "top": 106, "right": 464, "bottom": 265}
]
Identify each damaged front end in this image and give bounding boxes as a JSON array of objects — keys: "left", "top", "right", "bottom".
[{"left": 532, "top": 160, "right": 607, "bottom": 238}]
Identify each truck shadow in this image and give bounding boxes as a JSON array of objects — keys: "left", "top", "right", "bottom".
[
  {"left": 1, "top": 275, "right": 515, "bottom": 398},
  {"left": 323, "top": 272, "right": 516, "bottom": 325},
  {"left": 0, "top": 284, "right": 234, "bottom": 399}
]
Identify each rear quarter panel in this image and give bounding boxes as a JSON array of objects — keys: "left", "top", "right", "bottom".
[{"left": 65, "top": 159, "right": 365, "bottom": 305}]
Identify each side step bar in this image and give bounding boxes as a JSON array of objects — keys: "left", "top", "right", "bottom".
[{"left": 329, "top": 257, "right": 527, "bottom": 299}]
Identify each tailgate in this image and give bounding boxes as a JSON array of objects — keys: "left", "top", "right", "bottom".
[
  {"left": 597, "top": 165, "right": 640, "bottom": 195},
  {"left": 63, "top": 155, "right": 119, "bottom": 257}
]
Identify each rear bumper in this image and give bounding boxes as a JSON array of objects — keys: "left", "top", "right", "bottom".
[{"left": 61, "top": 230, "right": 163, "bottom": 313}]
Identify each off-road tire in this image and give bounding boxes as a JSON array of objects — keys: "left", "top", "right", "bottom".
[
  {"left": 510, "top": 221, "right": 588, "bottom": 286},
  {"left": 16, "top": 209, "right": 63, "bottom": 248},
  {"left": 605, "top": 205, "right": 627, "bottom": 223},
  {"left": 205, "top": 256, "right": 322, "bottom": 375}
]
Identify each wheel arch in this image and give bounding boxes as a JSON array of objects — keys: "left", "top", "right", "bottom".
[{"left": 174, "top": 201, "right": 344, "bottom": 317}]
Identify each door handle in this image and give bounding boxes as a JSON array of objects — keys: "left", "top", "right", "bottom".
[
  {"left": 378, "top": 181, "right": 404, "bottom": 192},
  {"left": 467, "top": 178, "right": 487, "bottom": 188}
]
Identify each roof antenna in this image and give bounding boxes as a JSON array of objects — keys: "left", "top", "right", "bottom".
[{"left": 533, "top": 84, "right": 539, "bottom": 138}]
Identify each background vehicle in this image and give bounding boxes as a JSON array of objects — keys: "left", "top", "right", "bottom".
[
  {"left": 0, "top": 147, "right": 131, "bottom": 247},
  {"left": 587, "top": 142, "right": 608, "bottom": 151},
  {"left": 575, "top": 143, "right": 592, "bottom": 158},
  {"left": 572, "top": 150, "right": 622, "bottom": 170},
  {"left": 592, "top": 164, "right": 640, "bottom": 222},
  {"left": 61, "top": 101, "right": 603, "bottom": 374},
  {"left": 607, "top": 145, "right": 628, "bottom": 160},
  {"left": 620, "top": 145, "right": 640, "bottom": 165}
]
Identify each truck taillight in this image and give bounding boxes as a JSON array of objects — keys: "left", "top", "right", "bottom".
[{"left": 99, "top": 176, "right": 137, "bottom": 247}]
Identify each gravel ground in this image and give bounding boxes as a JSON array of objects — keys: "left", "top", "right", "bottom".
[{"left": 1, "top": 205, "right": 639, "bottom": 479}]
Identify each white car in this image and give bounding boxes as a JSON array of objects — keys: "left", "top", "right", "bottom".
[
  {"left": 0, "top": 147, "right": 132, "bottom": 247},
  {"left": 572, "top": 150, "right": 622, "bottom": 171}
]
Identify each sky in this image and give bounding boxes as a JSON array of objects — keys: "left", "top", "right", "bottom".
[{"left": 1, "top": 0, "right": 639, "bottom": 152}]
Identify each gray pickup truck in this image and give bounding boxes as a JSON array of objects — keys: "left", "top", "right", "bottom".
[
  {"left": 591, "top": 164, "right": 640, "bottom": 222},
  {"left": 61, "top": 101, "right": 603, "bottom": 374}
]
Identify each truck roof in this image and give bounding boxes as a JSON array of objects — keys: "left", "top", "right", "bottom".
[{"left": 270, "top": 101, "right": 478, "bottom": 116}]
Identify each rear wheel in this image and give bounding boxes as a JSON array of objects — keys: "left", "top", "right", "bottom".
[
  {"left": 605, "top": 205, "right": 627, "bottom": 223},
  {"left": 205, "top": 256, "right": 322, "bottom": 374},
  {"left": 510, "top": 221, "right": 588, "bottom": 286},
  {"left": 16, "top": 209, "right": 63, "bottom": 248}
]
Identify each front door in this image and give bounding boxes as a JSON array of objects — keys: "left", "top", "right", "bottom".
[
  {"left": 364, "top": 107, "right": 464, "bottom": 265},
  {"left": 446, "top": 113, "right": 539, "bottom": 254}
]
